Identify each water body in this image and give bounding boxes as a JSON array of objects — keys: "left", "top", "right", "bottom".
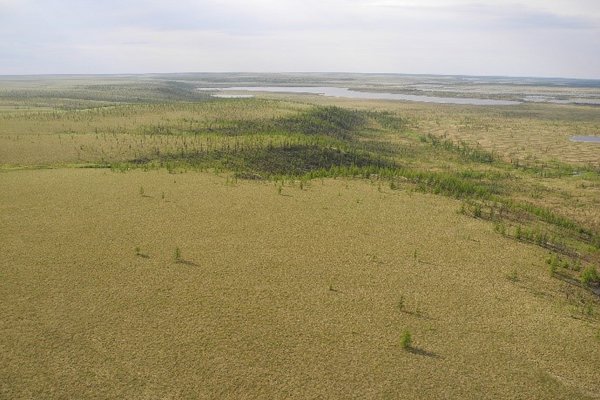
[
  {"left": 211, "top": 94, "right": 255, "bottom": 98},
  {"left": 524, "top": 96, "right": 600, "bottom": 105},
  {"left": 199, "top": 86, "right": 521, "bottom": 106},
  {"left": 570, "top": 136, "right": 600, "bottom": 143}
]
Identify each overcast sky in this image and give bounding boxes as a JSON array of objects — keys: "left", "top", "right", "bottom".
[{"left": 1, "top": 0, "right": 599, "bottom": 78}]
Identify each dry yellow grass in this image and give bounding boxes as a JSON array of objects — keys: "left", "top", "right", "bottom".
[{"left": 1, "top": 169, "right": 598, "bottom": 399}]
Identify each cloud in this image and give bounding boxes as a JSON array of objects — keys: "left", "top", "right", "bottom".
[{"left": 0, "top": 0, "right": 599, "bottom": 78}]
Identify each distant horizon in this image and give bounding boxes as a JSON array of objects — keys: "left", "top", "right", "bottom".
[
  {"left": 1, "top": 71, "right": 600, "bottom": 82},
  {"left": 1, "top": 1, "right": 598, "bottom": 79}
]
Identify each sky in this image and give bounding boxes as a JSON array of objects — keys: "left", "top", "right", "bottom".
[{"left": 1, "top": 0, "right": 599, "bottom": 78}]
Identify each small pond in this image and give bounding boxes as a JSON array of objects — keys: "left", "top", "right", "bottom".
[{"left": 570, "top": 136, "right": 600, "bottom": 143}]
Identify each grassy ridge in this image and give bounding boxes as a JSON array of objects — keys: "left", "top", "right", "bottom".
[{"left": 113, "top": 103, "right": 599, "bottom": 289}]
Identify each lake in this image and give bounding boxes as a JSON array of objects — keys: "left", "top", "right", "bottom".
[
  {"left": 198, "top": 86, "right": 521, "bottom": 106},
  {"left": 570, "top": 136, "right": 600, "bottom": 143}
]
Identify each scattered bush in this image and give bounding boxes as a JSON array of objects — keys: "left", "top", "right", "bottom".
[
  {"left": 493, "top": 222, "right": 506, "bottom": 235},
  {"left": 581, "top": 266, "right": 599, "bottom": 286},
  {"left": 548, "top": 262, "right": 557, "bottom": 277},
  {"left": 398, "top": 296, "right": 405, "bottom": 311},
  {"left": 401, "top": 330, "right": 412, "bottom": 350}
]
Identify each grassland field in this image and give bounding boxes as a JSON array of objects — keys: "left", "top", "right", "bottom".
[{"left": 1, "top": 74, "right": 599, "bottom": 399}]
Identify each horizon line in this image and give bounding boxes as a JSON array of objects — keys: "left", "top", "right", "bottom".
[{"left": 1, "top": 71, "right": 600, "bottom": 82}]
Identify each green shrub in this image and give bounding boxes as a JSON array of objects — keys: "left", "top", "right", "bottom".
[
  {"left": 401, "top": 330, "right": 412, "bottom": 350},
  {"left": 581, "top": 266, "right": 599, "bottom": 286},
  {"left": 548, "top": 262, "right": 557, "bottom": 277},
  {"left": 493, "top": 222, "right": 506, "bottom": 235},
  {"left": 398, "top": 295, "right": 405, "bottom": 311},
  {"left": 546, "top": 254, "right": 559, "bottom": 267}
]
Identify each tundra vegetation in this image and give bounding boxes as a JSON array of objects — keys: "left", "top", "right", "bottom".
[{"left": 1, "top": 74, "right": 599, "bottom": 399}]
